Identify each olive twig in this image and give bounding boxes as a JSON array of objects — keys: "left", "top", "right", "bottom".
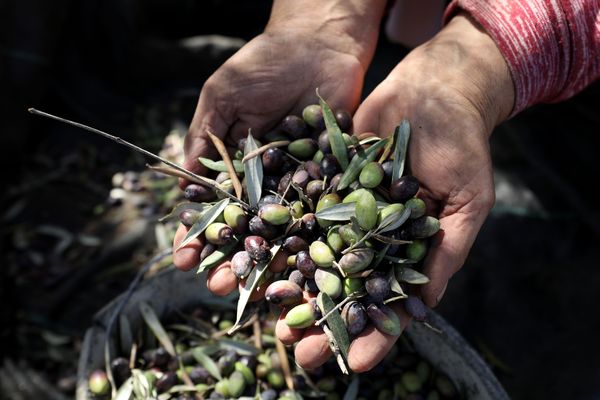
[
  {"left": 28, "top": 108, "right": 251, "bottom": 210},
  {"left": 241, "top": 140, "right": 291, "bottom": 162}
]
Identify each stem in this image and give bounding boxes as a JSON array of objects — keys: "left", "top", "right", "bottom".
[
  {"left": 241, "top": 140, "right": 290, "bottom": 162},
  {"left": 28, "top": 108, "right": 250, "bottom": 210}
]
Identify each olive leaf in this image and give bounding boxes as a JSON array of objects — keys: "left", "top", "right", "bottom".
[
  {"left": 139, "top": 302, "right": 176, "bottom": 356},
  {"left": 228, "top": 245, "right": 282, "bottom": 334},
  {"left": 191, "top": 347, "right": 222, "bottom": 380},
  {"left": 337, "top": 138, "right": 389, "bottom": 190},
  {"left": 395, "top": 266, "right": 430, "bottom": 284},
  {"left": 358, "top": 136, "right": 381, "bottom": 145},
  {"left": 197, "top": 236, "right": 240, "bottom": 273},
  {"left": 371, "top": 233, "right": 412, "bottom": 245},
  {"left": 176, "top": 198, "right": 230, "bottom": 251},
  {"left": 114, "top": 377, "right": 133, "bottom": 400},
  {"left": 343, "top": 375, "right": 360, "bottom": 400},
  {"left": 198, "top": 157, "right": 244, "bottom": 173},
  {"left": 391, "top": 120, "right": 410, "bottom": 181},
  {"left": 131, "top": 369, "right": 154, "bottom": 399},
  {"left": 371, "top": 243, "right": 390, "bottom": 269},
  {"left": 243, "top": 132, "right": 263, "bottom": 208},
  {"left": 217, "top": 338, "right": 260, "bottom": 356},
  {"left": 388, "top": 268, "right": 407, "bottom": 296},
  {"left": 159, "top": 201, "right": 207, "bottom": 222},
  {"left": 377, "top": 207, "right": 412, "bottom": 233},
  {"left": 314, "top": 202, "right": 356, "bottom": 221},
  {"left": 317, "top": 90, "right": 349, "bottom": 170},
  {"left": 316, "top": 292, "right": 350, "bottom": 362}
]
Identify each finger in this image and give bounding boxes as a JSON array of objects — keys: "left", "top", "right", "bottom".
[
  {"left": 172, "top": 224, "right": 203, "bottom": 271},
  {"left": 294, "top": 326, "right": 332, "bottom": 370},
  {"left": 276, "top": 309, "right": 305, "bottom": 345},
  {"left": 420, "top": 210, "right": 484, "bottom": 307},
  {"left": 180, "top": 77, "right": 233, "bottom": 188},
  {"left": 207, "top": 261, "right": 238, "bottom": 296},
  {"left": 348, "top": 302, "right": 411, "bottom": 372}
]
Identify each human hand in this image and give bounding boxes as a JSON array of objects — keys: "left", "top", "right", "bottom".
[
  {"left": 273, "top": 13, "right": 515, "bottom": 373},
  {"left": 173, "top": 1, "right": 386, "bottom": 278}
]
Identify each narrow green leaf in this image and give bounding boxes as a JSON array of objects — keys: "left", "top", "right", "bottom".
[
  {"left": 198, "top": 157, "right": 244, "bottom": 173},
  {"left": 228, "top": 245, "right": 281, "bottom": 334},
  {"left": 377, "top": 207, "right": 412, "bottom": 233},
  {"left": 395, "top": 266, "right": 430, "bottom": 284},
  {"left": 337, "top": 137, "right": 389, "bottom": 190},
  {"left": 191, "top": 347, "right": 222, "bottom": 380},
  {"left": 343, "top": 375, "right": 360, "bottom": 400},
  {"left": 114, "top": 377, "right": 133, "bottom": 400},
  {"left": 315, "top": 202, "right": 356, "bottom": 221},
  {"left": 372, "top": 243, "right": 390, "bottom": 269},
  {"left": 159, "top": 201, "right": 207, "bottom": 222},
  {"left": 317, "top": 91, "right": 349, "bottom": 170},
  {"left": 388, "top": 268, "right": 406, "bottom": 296},
  {"left": 217, "top": 338, "right": 260, "bottom": 356},
  {"left": 176, "top": 198, "right": 230, "bottom": 251},
  {"left": 316, "top": 292, "right": 350, "bottom": 361},
  {"left": 197, "top": 236, "right": 240, "bottom": 273},
  {"left": 139, "top": 302, "right": 176, "bottom": 356},
  {"left": 358, "top": 136, "right": 381, "bottom": 145},
  {"left": 371, "top": 233, "right": 412, "bottom": 245},
  {"left": 391, "top": 120, "right": 410, "bottom": 181},
  {"left": 243, "top": 132, "right": 262, "bottom": 208}
]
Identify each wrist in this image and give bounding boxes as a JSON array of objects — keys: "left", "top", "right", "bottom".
[
  {"left": 422, "top": 13, "right": 515, "bottom": 133},
  {"left": 265, "top": 0, "right": 387, "bottom": 69}
]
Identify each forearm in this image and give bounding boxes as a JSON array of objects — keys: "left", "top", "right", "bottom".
[
  {"left": 266, "top": 0, "right": 387, "bottom": 69},
  {"left": 446, "top": 0, "right": 600, "bottom": 116}
]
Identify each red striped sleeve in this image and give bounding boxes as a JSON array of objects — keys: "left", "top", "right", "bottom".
[{"left": 445, "top": 0, "right": 600, "bottom": 116}]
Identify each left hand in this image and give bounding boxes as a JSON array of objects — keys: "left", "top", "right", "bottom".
[{"left": 276, "top": 13, "right": 515, "bottom": 372}]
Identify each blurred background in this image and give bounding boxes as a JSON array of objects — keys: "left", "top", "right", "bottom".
[{"left": 1, "top": 1, "right": 599, "bottom": 399}]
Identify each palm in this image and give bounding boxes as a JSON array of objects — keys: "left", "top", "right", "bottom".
[{"left": 183, "top": 31, "right": 364, "bottom": 172}]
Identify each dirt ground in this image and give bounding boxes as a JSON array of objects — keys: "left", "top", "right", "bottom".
[{"left": 2, "top": 1, "right": 600, "bottom": 399}]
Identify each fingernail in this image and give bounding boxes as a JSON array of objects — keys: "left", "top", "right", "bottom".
[{"left": 435, "top": 282, "right": 448, "bottom": 306}]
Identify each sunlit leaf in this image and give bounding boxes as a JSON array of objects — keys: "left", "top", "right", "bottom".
[
  {"left": 395, "top": 266, "right": 430, "bottom": 284},
  {"left": 391, "top": 120, "right": 410, "bottom": 181},
  {"left": 198, "top": 157, "right": 244, "bottom": 173},
  {"left": 315, "top": 202, "right": 356, "bottom": 221},
  {"left": 243, "top": 133, "right": 263, "bottom": 208},
  {"left": 176, "top": 198, "right": 230, "bottom": 251}
]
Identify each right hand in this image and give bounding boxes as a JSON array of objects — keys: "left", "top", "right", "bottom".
[{"left": 173, "top": 0, "right": 386, "bottom": 287}]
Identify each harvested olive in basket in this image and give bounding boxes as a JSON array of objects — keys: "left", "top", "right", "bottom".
[{"left": 89, "top": 302, "right": 460, "bottom": 399}]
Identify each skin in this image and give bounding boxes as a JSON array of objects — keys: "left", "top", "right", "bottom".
[{"left": 172, "top": 4, "right": 514, "bottom": 372}]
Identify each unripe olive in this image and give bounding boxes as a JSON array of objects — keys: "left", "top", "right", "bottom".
[
  {"left": 359, "top": 162, "right": 384, "bottom": 188},
  {"left": 288, "top": 138, "right": 318, "bottom": 159},
  {"left": 302, "top": 104, "right": 325, "bottom": 130}
]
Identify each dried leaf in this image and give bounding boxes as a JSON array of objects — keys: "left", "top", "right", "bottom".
[
  {"left": 395, "top": 266, "right": 430, "bottom": 284},
  {"left": 384, "top": 295, "right": 407, "bottom": 304},
  {"left": 191, "top": 347, "right": 222, "bottom": 380},
  {"left": 243, "top": 132, "right": 263, "bottom": 208},
  {"left": 197, "top": 236, "right": 240, "bottom": 273},
  {"left": 139, "top": 302, "right": 176, "bottom": 356},
  {"left": 391, "top": 120, "right": 410, "bottom": 181},
  {"left": 317, "top": 90, "right": 349, "bottom": 170},
  {"left": 377, "top": 206, "right": 411, "bottom": 234},
  {"left": 205, "top": 129, "right": 243, "bottom": 199},
  {"left": 228, "top": 245, "right": 282, "bottom": 334},
  {"left": 316, "top": 292, "right": 349, "bottom": 361},
  {"left": 176, "top": 198, "right": 230, "bottom": 251},
  {"left": 337, "top": 138, "right": 389, "bottom": 190},
  {"left": 314, "top": 202, "right": 356, "bottom": 221},
  {"left": 343, "top": 375, "right": 360, "bottom": 400},
  {"left": 159, "top": 201, "right": 207, "bottom": 222},
  {"left": 198, "top": 157, "right": 244, "bottom": 173}
]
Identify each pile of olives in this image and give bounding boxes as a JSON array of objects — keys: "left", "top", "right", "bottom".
[
  {"left": 178, "top": 99, "right": 440, "bottom": 357},
  {"left": 88, "top": 306, "right": 459, "bottom": 399}
]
